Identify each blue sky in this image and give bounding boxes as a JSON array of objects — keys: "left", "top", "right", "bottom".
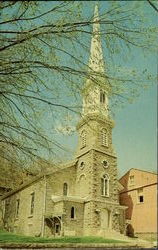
[
  {"left": 1, "top": 1, "right": 157, "bottom": 176},
  {"left": 54, "top": 82, "right": 157, "bottom": 177},
  {"left": 113, "top": 83, "right": 157, "bottom": 176},
  {"left": 49, "top": 1, "right": 157, "bottom": 177},
  {"left": 5, "top": 1, "right": 156, "bottom": 176}
]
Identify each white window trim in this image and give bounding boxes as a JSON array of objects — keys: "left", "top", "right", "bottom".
[
  {"left": 70, "top": 206, "right": 76, "bottom": 219},
  {"left": 63, "top": 182, "right": 68, "bottom": 196},
  {"left": 30, "top": 192, "right": 35, "bottom": 216},
  {"left": 129, "top": 175, "right": 135, "bottom": 186},
  {"left": 101, "top": 174, "right": 110, "bottom": 197},
  {"left": 102, "top": 160, "right": 109, "bottom": 169},
  {"left": 101, "top": 128, "right": 108, "bottom": 147},
  {"left": 137, "top": 188, "right": 144, "bottom": 204},
  {"left": 15, "top": 199, "right": 20, "bottom": 218},
  {"left": 100, "top": 90, "right": 106, "bottom": 104},
  {"left": 81, "top": 130, "right": 86, "bottom": 148}
]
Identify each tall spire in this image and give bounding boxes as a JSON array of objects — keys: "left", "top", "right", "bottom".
[
  {"left": 82, "top": 4, "right": 109, "bottom": 117},
  {"left": 88, "top": 4, "right": 105, "bottom": 73}
]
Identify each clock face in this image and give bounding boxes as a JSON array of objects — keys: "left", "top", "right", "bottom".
[{"left": 102, "top": 160, "right": 108, "bottom": 168}]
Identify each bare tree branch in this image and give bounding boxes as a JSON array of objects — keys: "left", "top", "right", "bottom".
[{"left": 147, "top": 0, "right": 158, "bottom": 13}]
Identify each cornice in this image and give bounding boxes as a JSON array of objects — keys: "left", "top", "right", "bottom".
[
  {"left": 51, "top": 195, "right": 86, "bottom": 204},
  {"left": 84, "top": 198, "right": 127, "bottom": 209},
  {"left": 76, "top": 114, "right": 115, "bottom": 130},
  {"left": 76, "top": 147, "right": 117, "bottom": 159},
  {"left": 51, "top": 195, "right": 127, "bottom": 209}
]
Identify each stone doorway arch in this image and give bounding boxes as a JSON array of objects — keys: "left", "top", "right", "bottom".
[{"left": 45, "top": 216, "right": 62, "bottom": 236}]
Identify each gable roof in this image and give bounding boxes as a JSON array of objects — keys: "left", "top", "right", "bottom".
[
  {"left": 1, "top": 159, "right": 78, "bottom": 200},
  {"left": 119, "top": 168, "right": 157, "bottom": 181}
]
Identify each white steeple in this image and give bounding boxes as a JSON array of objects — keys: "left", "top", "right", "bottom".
[
  {"left": 82, "top": 4, "right": 109, "bottom": 117},
  {"left": 88, "top": 4, "right": 105, "bottom": 73}
]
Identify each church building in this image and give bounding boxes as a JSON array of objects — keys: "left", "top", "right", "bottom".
[{"left": 1, "top": 6, "right": 126, "bottom": 237}]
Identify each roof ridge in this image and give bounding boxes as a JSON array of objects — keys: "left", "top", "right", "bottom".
[{"left": 119, "top": 168, "right": 157, "bottom": 180}]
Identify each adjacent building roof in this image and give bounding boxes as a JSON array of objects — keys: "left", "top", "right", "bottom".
[
  {"left": 119, "top": 168, "right": 157, "bottom": 181},
  {"left": 119, "top": 168, "right": 157, "bottom": 194}
]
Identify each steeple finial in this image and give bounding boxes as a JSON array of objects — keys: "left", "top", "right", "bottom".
[
  {"left": 88, "top": 4, "right": 104, "bottom": 73},
  {"left": 93, "top": 3, "right": 99, "bottom": 31}
]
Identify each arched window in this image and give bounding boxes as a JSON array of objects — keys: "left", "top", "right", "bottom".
[
  {"left": 63, "top": 183, "right": 68, "bottom": 196},
  {"left": 80, "top": 161, "right": 85, "bottom": 169},
  {"left": 81, "top": 130, "right": 86, "bottom": 148},
  {"left": 78, "top": 174, "right": 87, "bottom": 198},
  {"left": 100, "top": 90, "right": 105, "bottom": 104},
  {"left": 101, "top": 174, "right": 109, "bottom": 197},
  {"left": 101, "top": 128, "right": 108, "bottom": 147},
  {"left": 16, "top": 199, "right": 20, "bottom": 217},
  {"left": 71, "top": 207, "right": 75, "bottom": 219},
  {"left": 30, "top": 192, "right": 35, "bottom": 215}
]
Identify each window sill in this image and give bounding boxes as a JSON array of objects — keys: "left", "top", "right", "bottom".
[
  {"left": 103, "top": 166, "right": 108, "bottom": 169},
  {"left": 101, "top": 195, "right": 109, "bottom": 198},
  {"left": 28, "top": 215, "right": 33, "bottom": 218},
  {"left": 101, "top": 145, "right": 108, "bottom": 148},
  {"left": 137, "top": 202, "right": 144, "bottom": 205}
]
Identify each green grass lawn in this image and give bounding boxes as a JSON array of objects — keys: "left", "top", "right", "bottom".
[{"left": 0, "top": 230, "right": 127, "bottom": 244}]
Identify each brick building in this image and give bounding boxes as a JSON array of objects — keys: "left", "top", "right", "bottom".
[
  {"left": 119, "top": 168, "right": 157, "bottom": 238},
  {"left": 1, "top": 5, "right": 126, "bottom": 237}
]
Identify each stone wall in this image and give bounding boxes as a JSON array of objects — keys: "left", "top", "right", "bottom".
[
  {"left": 76, "top": 116, "right": 115, "bottom": 158},
  {"left": 1, "top": 178, "right": 45, "bottom": 236},
  {"left": 63, "top": 200, "right": 84, "bottom": 236},
  {"left": 76, "top": 150, "right": 93, "bottom": 198},
  {"left": 75, "top": 114, "right": 125, "bottom": 236},
  {"left": 46, "top": 166, "right": 76, "bottom": 198},
  {"left": 93, "top": 150, "right": 119, "bottom": 202},
  {"left": 45, "top": 166, "right": 76, "bottom": 217},
  {"left": 83, "top": 200, "right": 125, "bottom": 236},
  {"left": 43, "top": 166, "right": 83, "bottom": 237}
]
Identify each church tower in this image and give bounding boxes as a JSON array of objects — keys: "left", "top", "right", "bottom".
[
  {"left": 77, "top": 4, "right": 115, "bottom": 159},
  {"left": 75, "top": 4, "right": 126, "bottom": 236}
]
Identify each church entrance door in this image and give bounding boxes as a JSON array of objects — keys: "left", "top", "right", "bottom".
[
  {"left": 101, "top": 209, "right": 111, "bottom": 230},
  {"left": 54, "top": 217, "right": 61, "bottom": 236}
]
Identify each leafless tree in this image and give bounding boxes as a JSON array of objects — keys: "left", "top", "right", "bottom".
[
  {"left": 147, "top": 0, "right": 158, "bottom": 13},
  {"left": 0, "top": 1, "right": 157, "bottom": 168}
]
